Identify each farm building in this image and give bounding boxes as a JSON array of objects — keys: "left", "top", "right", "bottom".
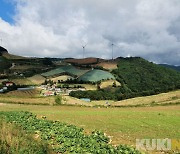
[
  {"left": 78, "top": 69, "right": 115, "bottom": 82},
  {"left": 5, "top": 82, "right": 15, "bottom": 87},
  {"left": 2, "top": 81, "right": 15, "bottom": 87}
]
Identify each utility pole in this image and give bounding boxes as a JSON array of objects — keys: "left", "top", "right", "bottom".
[
  {"left": 111, "top": 43, "right": 114, "bottom": 60},
  {"left": 82, "top": 46, "right": 85, "bottom": 58},
  {"left": 82, "top": 43, "right": 87, "bottom": 58}
]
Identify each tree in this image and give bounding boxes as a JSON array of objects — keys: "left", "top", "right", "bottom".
[
  {"left": 42, "top": 58, "right": 53, "bottom": 66},
  {"left": 113, "top": 81, "right": 117, "bottom": 87},
  {"left": 55, "top": 95, "right": 62, "bottom": 105}
]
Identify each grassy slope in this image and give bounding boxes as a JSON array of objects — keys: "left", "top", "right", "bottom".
[
  {"left": 0, "top": 119, "right": 50, "bottom": 154},
  {"left": 0, "top": 89, "right": 55, "bottom": 105},
  {"left": 28, "top": 74, "right": 45, "bottom": 85},
  {"left": 2, "top": 52, "right": 26, "bottom": 59},
  {"left": 70, "top": 57, "right": 180, "bottom": 101},
  {"left": 95, "top": 61, "right": 118, "bottom": 70},
  {"left": 0, "top": 104, "right": 179, "bottom": 147},
  {"left": 112, "top": 90, "right": 180, "bottom": 107},
  {"left": 113, "top": 57, "right": 180, "bottom": 92},
  {"left": 41, "top": 65, "right": 89, "bottom": 77},
  {"left": 78, "top": 69, "right": 115, "bottom": 82},
  {"left": 100, "top": 80, "right": 121, "bottom": 89}
]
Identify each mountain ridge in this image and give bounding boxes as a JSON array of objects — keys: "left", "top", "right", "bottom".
[{"left": 159, "top": 64, "right": 180, "bottom": 72}]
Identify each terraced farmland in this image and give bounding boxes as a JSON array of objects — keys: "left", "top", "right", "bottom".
[
  {"left": 28, "top": 74, "right": 45, "bottom": 85},
  {"left": 78, "top": 69, "right": 115, "bottom": 82},
  {"left": 3, "top": 89, "right": 40, "bottom": 98},
  {"left": 41, "top": 65, "right": 89, "bottom": 77}
]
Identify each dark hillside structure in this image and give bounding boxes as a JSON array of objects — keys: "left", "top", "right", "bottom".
[{"left": 0, "top": 46, "right": 8, "bottom": 56}]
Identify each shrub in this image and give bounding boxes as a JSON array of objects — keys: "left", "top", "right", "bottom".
[{"left": 55, "top": 95, "right": 62, "bottom": 105}]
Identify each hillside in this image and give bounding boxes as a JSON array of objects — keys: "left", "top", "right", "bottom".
[
  {"left": 2, "top": 52, "right": 26, "bottom": 59},
  {"left": 70, "top": 57, "right": 180, "bottom": 100},
  {"left": 159, "top": 64, "right": 180, "bottom": 72},
  {"left": 78, "top": 69, "right": 115, "bottom": 82},
  {"left": 113, "top": 57, "right": 180, "bottom": 92},
  {"left": 41, "top": 65, "right": 89, "bottom": 78},
  {"left": 64, "top": 58, "right": 101, "bottom": 65},
  {"left": 0, "top": 46, "right": 25, "bottom": 59},
  {"left": 0, "top": 56, "right": 11, "bottom": 73}
]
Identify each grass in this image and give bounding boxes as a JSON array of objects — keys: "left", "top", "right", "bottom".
[
  {"left": 0, "top": 119, "right": 50, "bottom": 153},
  {"left": 100, "top": 80, "right": 121, "bottom": 89},
  {"left": 0, "top": 90, "right": 179, "bottom": 150},
  {"left": 1, "top": 89, "right": 179, "bottom": 107},
  {"left": 64, "top": 90, "right": 180, "bottom": 107},
  {"left": 11, "top": 78, "right": 34, "bottom": 85},
  {"left": 41, "top": 65, "right": 88, "bottom": 77},
  {"left": 0, "top": 91, "right": 55, "bottom": 105},
  {"left": 28, "top": 74, "right": 45, "bottom": 85},
  {"left": 10, "top": 75, "right": 45, "bottom": 86},
  {"left": 3, "top": 89, "right": 41, "bottom": 97},
  {"left": 0, "top": 104, "right": 179, "bottom": 147},
  {"left": 10, "top": 65, "right": 45, "bottom": 70},
  {"left": 1, "top": 52, "right": 26, "bottom": 59},
  {"left": 50, "top": 75, "right": 74, "bottom": 82},
  {"left": 111, "top": 90, "right": 180, "bottom": 107},
  {"left": 78, "top": 69, "right": 115, "bottom": 82},
  {"left": 95, "top": 61, "right": 118, "bottom": 70}
]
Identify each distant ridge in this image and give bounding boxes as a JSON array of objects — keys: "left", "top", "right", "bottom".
[{"left": 159, "top": 64, "right": 180, "bottom": 72}]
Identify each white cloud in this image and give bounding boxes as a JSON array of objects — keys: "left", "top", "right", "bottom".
[{"left": 0, "top": 0, "right": 180, "bottom": 65}]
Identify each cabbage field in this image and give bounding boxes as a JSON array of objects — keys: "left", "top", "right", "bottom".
[
  {"left": 0, "top": 111, "right": 140, "bottom": 154},
  {"left": 78, "top": 69, "right": 115, "bottom": 82},
  {"left": 41, "top": 65, "right": 89, "bottom": 77}
]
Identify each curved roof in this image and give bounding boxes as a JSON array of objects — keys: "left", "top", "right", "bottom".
[{"left": 78, "top": 69, "right": 115, "bottom": 82}]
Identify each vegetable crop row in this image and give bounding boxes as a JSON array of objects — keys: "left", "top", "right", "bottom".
[{"left": 0, "top": 111, "right": 140, "bottom": 154}]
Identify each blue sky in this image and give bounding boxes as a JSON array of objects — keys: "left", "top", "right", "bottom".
[{"left": 0, "top": 0, "right": 16, "bottom": 23}]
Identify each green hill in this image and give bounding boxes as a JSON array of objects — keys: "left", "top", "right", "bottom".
[
  {"left": 41, "top": 65, "right": 89, "bottom": 77},
  {"left": 0, "top": 56, "right": 11, "bottom": 73},
  {"left": 70, "top": 57, "right": 180, "bottom": 100},
  {"left": 78, "top": 69, "right": 115, "bottom": 82},
  {"left": 113, "top": 57, "right": 180, "bottom": 93}
]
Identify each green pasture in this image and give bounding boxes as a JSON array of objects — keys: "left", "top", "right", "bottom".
[
  {"left": 0, "top": 104, "right": 179, "bottom": 146},
  {"left": 41, "top": 65, "right": 88, "bottom": 77},
  {"left": 78, "top": 69, "right": 115, "bottom": 82}
]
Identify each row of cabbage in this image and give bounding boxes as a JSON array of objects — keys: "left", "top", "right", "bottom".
[{"left": 0, "top": 111, "right": 140, "bottom": 154}]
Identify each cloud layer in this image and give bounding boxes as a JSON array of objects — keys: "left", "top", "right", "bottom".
[{"left": 0, "top": 0, "right": 180, "bottom": 65}]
